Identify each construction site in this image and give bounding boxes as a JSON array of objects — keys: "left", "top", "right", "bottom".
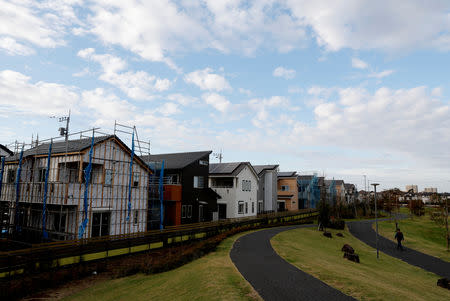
[{"left": 0, "top": 122, "right": 167, "bottom": 247}]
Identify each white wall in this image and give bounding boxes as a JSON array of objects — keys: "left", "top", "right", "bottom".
[{"left": 212, "top": 165, "right": 258, "bottom": 219}]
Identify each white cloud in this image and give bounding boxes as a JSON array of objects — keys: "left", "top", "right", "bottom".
[
  {"left": 286, "top": 0, "right": 450, "bottom": 52},
  {"left": 368, "top": 70, "right": 395, "bottom": 79},
  {"left": 352, "top": 58, "right": 369, "bottom": 69},
  {"left": 0, "top": 37, "right": 35, "bottom": 56},
  {"left": 83, "top": 1, "right": 306, "bottom": 67},
  {"left": 431, "top": 87, "right": 443, "bottom": 97},
  {"left": 0, "top": 69, "right": 79, "bottom": 116},
  {"left": 247, "top": 96, "right": 291, "bottom": 127},
  {"left": 155, "top": 102, "right": 180, "bottom": 116},
  {"left": 167, "top": 94, "right": 198, "bottom": 106},
  {"left": 184, "top": 68, "right": 231, "bottom": 91},
  {"left": 72, "top": 67, "right": 91, "bottom": 77},
  {"left": 77, "top": 48, "right": 171, "bottom": 99},
  {"left": 239, "top": 88, "right": 252, "bottom": 96},
  {"left": 202, "top": 93, "right": 231, "bottom": 112},
  {"left": 81, "top": 88, "right": 136, "bottom": 126},
  {"left": 302, "top": 86, "right": 450, "bottom": 167},
  {"left": 0, "top": 0, "right": 81, "bottom": 53},
  {"left": 273, "top": 66, "right": 296, "bottom": 79}
]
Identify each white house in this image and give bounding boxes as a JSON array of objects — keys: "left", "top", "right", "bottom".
[
  {"left": 209, "top": 162, "right": 258, "bottom": 219},
  {"left": 253, "top": 165, "right": 279, "bottom": 213}
]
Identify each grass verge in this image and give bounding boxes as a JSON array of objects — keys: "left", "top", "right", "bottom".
[
  {"left": 271, "top": 227, "right": 450, "bottom": 301},
  {"left": 376, "top": 214, "right": 449, "bottom": 262},
  {"left": 63, "top": 232, "right": 261, "bottom": 301}
]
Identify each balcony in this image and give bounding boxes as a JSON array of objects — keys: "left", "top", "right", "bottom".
[{"left": 163, "top": 184, "right": 182, "bottom": 201}]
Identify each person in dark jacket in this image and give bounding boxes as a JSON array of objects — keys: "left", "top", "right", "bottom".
[{"left": 395, "top": 228, "right": 404, "bottom": 251}]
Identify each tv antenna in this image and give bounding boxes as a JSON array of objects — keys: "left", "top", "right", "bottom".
[
  {"left": 50, "top": 109, "right": 71, "bottom": 141},
  {"left": 213, "top": 149, "right": 223, "bottom": 163}
]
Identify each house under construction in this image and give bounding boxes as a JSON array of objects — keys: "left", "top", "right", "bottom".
[{"left": 0, "top": 127, "right": 165, "bottom": 243}]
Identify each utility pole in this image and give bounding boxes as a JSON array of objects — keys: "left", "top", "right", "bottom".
[
  {"left": 372, "top": 183, "right": 380, "bottom": 259},
  {"left": 213, "top": 149, "right": 223, "bottom": 163}
]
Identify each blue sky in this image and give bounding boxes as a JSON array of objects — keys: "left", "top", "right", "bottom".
[{"left": 1, "top": 0, "right": 450, "bottom": 192}]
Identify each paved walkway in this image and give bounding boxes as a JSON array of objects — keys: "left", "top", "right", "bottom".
[
  {"left": 230, "top": 225, "right": 356, "bottom": 301},
  {"left": 348, "top": 219, "right": 450, "bottom": 278}
]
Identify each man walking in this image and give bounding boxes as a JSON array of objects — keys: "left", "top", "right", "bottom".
[{"left": 395, "top": 228, "right": 404, "bottom": 251}]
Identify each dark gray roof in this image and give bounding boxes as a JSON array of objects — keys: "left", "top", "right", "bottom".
[
  {"left": 344, "top": 183, "right": 355, "bottom": 190},
  {"left": 0, "top": 144, "right": 13, "bottom": 156},
  {"left": 209, "top": 162, "right": 257, "bottom": 177},
  {"left": 278, "top": 171, "right": 297, "bottom": 178},
  {"left": 298, "top": 175, "right": 314, "bottom": 181},
  {"left": 324, "top": 179, "right": 345, "bottom": 186},
  {"left": 141, "top": 151, "right": 212, "bottom": 170},
  {"left": 253, "top": 164, "right": 279, "bottom": 175},
  {"left": 6, "top": 135, "right": 113, "bottom": 162}
]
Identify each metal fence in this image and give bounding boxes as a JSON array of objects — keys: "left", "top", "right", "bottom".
[{"left": 0, "top": 209, "right": 317, "bottom": 278}]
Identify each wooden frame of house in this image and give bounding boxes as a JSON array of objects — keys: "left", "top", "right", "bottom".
[{"left": 0, "top": 135, "right": 151, "bottom": 242}]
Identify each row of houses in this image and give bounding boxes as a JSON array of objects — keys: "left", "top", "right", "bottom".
[{"left": 0, "top": 134, "right": 357, "bottom": 242}]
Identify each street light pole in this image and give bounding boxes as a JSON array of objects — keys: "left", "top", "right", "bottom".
[{"left": 372, "top": 183, "right": 380, "bottom": 259}]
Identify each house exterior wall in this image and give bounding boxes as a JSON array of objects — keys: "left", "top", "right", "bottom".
[
  {"left": 210, "top": 165, "right": 258, "bottom": 219},
  {"left": 256, "top": 169, "right": 278, "bottom": 213},
  {"left": 335, "top": 183, "right": 346, "bottom": 204},
  {"left": 277, "top": 177, "right": 298, "bottom": 211},
  {"left": 0, "top": 138, "right": 150, "bottom": 240},
  {"left": 179, "top": 154, "right": 215, "bottom": 224}
]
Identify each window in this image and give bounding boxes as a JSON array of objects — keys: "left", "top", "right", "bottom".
[
  {"left": 58, "top": 162, "right": 78, "bottom": 183},
  {"left": 187, "top": 205, "right": 192, "bottom": 218},
  {"left": 238, "top": 201, "right": 244, "bottom": 214},
  {"left": 193, "top": 176, "right": 204, "bottom": 188},
  {"left": 242, "top": 180, "right": 251, "bottom": 191},
  {"left": 167, "top": 174, "right": 179, "bottom": 184},
  {"left": 105, "top": 169, "right": 113, "bottom": 186},
  {"left": 182, "top": 205, "right": 187, "bottom": 218},
  {"left": 199, "top": 205, "right": 204, "bottom": 222},
  {"left": 245, "top": 202, "right": 248, "bottom": 214},
  {"left": 281, "top": 185, "right": 290, "bottom": 191},
  {"left": 91, "top": 212, "right": 110, "bottom": 237},
  {"left": 7, "top": 168, "right": 16, "bottom": 183},
  {"left": 37, "top": 168, "right": 47, "bottom": 182},
  {"left": 134, "top": 210, "right": 139, "bottom": 225},
  {"left": 199, "top": 160, "right": 208, "bottom": 166},
  {"left": 133, "top": 172, "right": 140, "bottom": 187},
  {"left": 211, "top": 178, "right": 233, "bottom": 188},
  {"left": 252, "top": 202, "right": 255, "bottom": 213},
  {"left": 53, "top": 212, "right": 67, "bottom": 233}
]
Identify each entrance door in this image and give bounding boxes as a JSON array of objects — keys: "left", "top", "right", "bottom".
[
  {"left": 218, "top": 204, "right": 227, "bottom": 219},
  {"left": 91, "top": 212, "right": 110, "bottom": 237},
  {"left": 277, "top": 201, "right": 285, "bottom": 211},
  {"left": 199, "top": 205, "right": 204, "bottom": 222}
]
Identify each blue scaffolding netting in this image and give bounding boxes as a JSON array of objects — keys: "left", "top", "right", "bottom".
[
  {"left": 78, "top": 134, "right": 95, "bottom": 239},
  {"left": 14, "top": 147, "right": 24, "bottom": 233},
  {"left": 42, "top": 140, "right": 52, "bottom": 239}
]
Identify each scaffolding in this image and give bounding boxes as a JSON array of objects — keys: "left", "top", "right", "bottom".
[
  {"left": 328, "top": 179, "right": 336, "bottom": 206},
  {"left": 0, "top": 125, "right": 166, "bottom": 245},
  {"left": 297, "top": 175, "right": 321, "bottom": 209}
]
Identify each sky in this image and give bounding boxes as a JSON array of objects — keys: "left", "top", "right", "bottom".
[{"left": 1, "top": 0, "right": 450, "bottom": 192}]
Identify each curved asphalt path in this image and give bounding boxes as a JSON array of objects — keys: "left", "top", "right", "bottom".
[
  {"left": 348, "top": 219, "right": 450, "bottom": 279},
  {"left": 230, "top": 225, "right": 356, "bottom": 301}
]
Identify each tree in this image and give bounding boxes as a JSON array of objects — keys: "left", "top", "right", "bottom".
[
  {"left": 431, "top": 194, "right": 449, "bottom": 252},
  {"left": 318, "top": 200, "right": 331, "bottom": 231}
]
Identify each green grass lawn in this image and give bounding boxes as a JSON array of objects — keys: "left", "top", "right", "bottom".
[
  {"left": 64, "top": 232, "right": 261, "bottom": 301},
  {"left": 271, "top": 227, "right": 450, "bottom": 301},
  {"left": 377, "top": 212, "right": 449, "bottom": 262}
]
